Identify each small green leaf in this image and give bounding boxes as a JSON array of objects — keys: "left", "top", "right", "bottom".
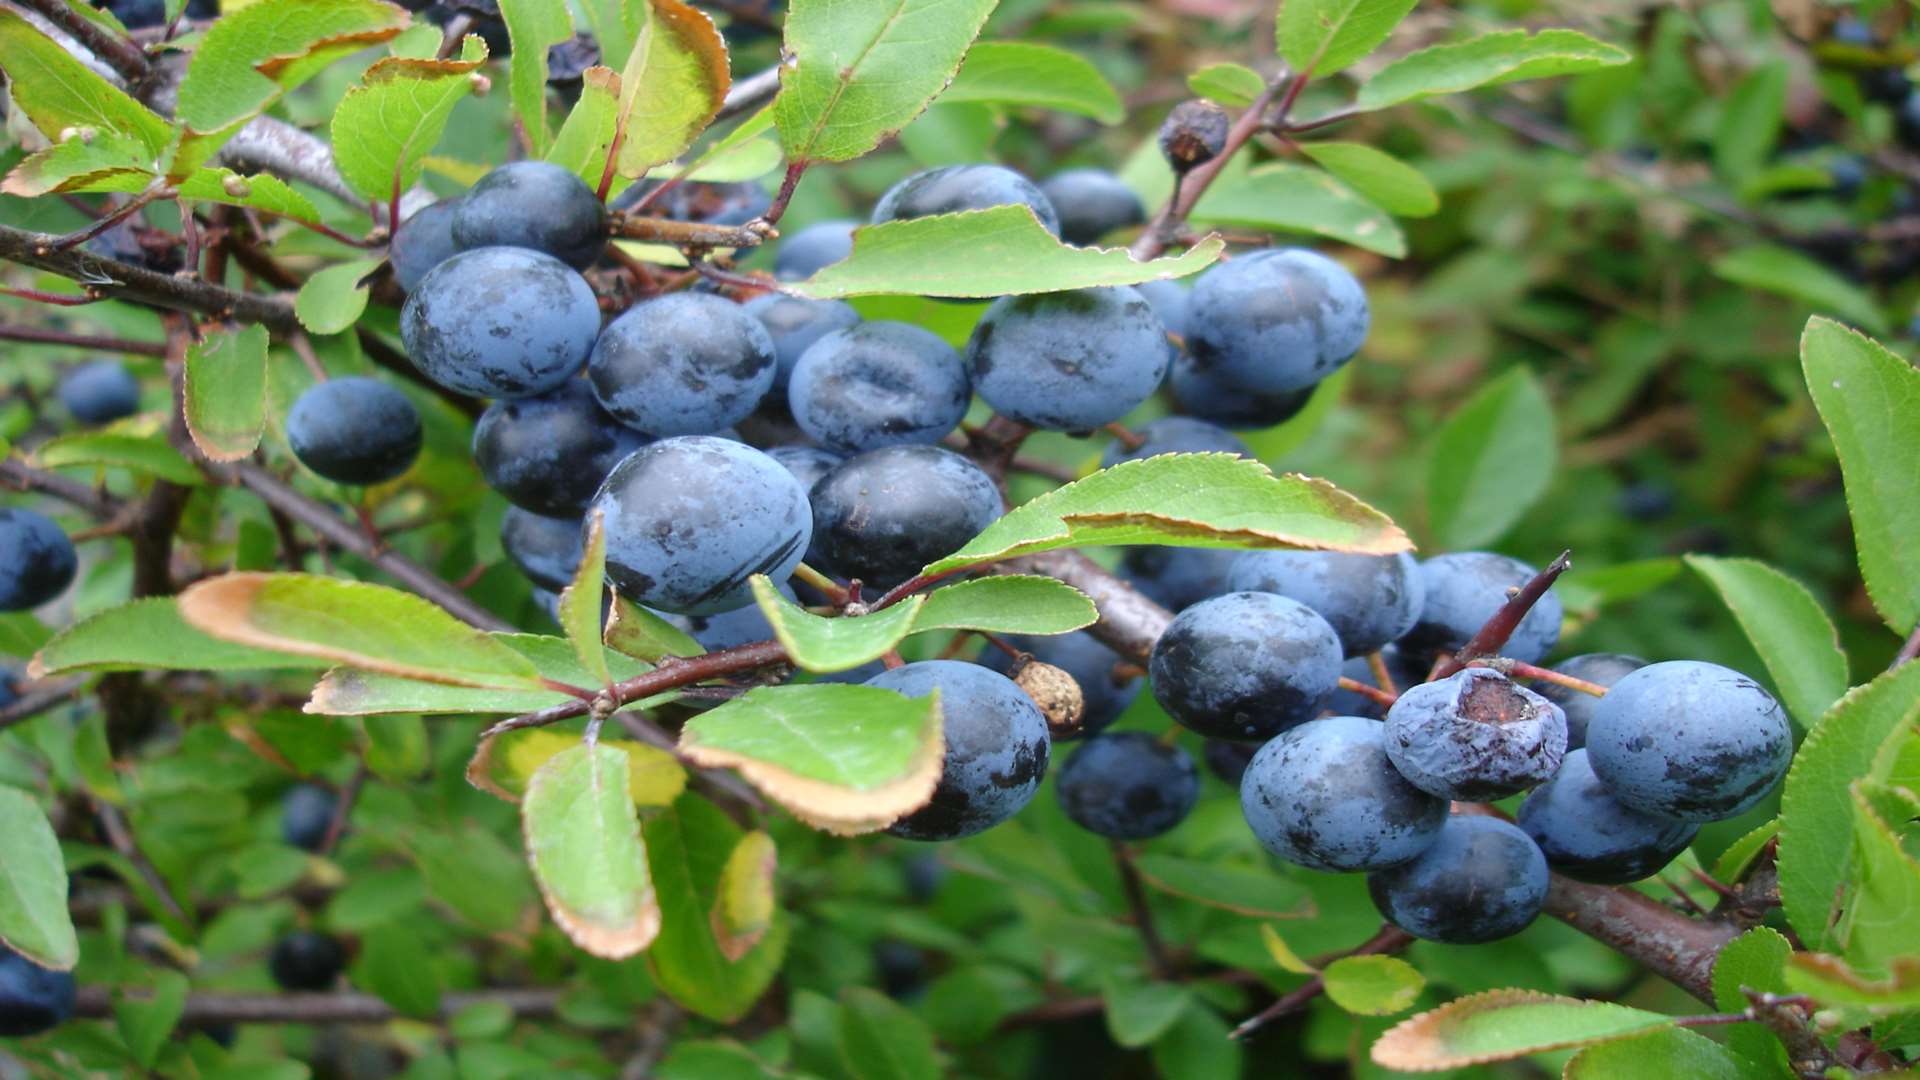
[
  {"left": 1712, "top": 817, "right": 1780, "bottom": 884},
  {"left": 774, "top": 0, "right": 999, "bottom": 163},
  {"left": 941, "top": 42, "right": 1124, "bottom": 123},
  {"left": 909, "top": 576, "right": 1097, "bottom": 638},
  {"left": 1685, "top": 556, "right": 1847, "bottom": 731},
  {"left": 678, "top": 684, "right": 944, "bottom": 835},
  {"left": 1323, "top": 955, "right": 1424, "bottom": 1015},
  {"left": 750, "top": 575, "right": 922, "bottom": 673},
  {"left": 1132, "top": 855, "right": 1314, "bottom": 919},
  {"left": 30, "top": 597, "right": 325, "bottom": 677},
  {"left": 1277, "top": 0, "right": 1417, "bottom": 78},
  {"left": 0, "top": 11, "right": 171, "bottom": 155},
  {"left": 1259, "top": 924, "right": 1318, "bottom": 974},
  {"left": 114, "top": 971, "right": 189, "bottom": 1069},
  {"left": 924, "top": 453, "right": 1408, "bottom": 576},
  {"left": 611, "top": 0, "right": 731, "bottom": 177},
  {"left": 709, "top": 830, "right": 776, "bottom": 962},
  {"left": 522, "top": 742, "right": 661, "bottom": 958},
  {"left": 1356, "top": 29, "right": 1632, "bottom": 111},
  {"left": 837, "top": 986, "right": 942, "bottom": 1080},
  {"left": 1554, "top": 558, "right": 1684, "bottom": 620},
  {"left": 644, "top": 794, "right": 790, "bottom": 1021},
  {"left": 1711, "top": 926, "right": 1794, "bottom": 1073},
  {"left": 1102, "top": 976, "right": 1192, "bottom": 1048},
  {"left": 546, "top": 66, "right": 622, "bottom": 183},
  {"left": 1785, "top": 952, "right": 1920, "bottom": 1009},
  {"left": 178, "top": 573, "right": 549, "bottom": 690},
  {"left": 353, "top": 923, "right": 443, "bottom": 1017},
  {"left": 1150, "top": 1006, "right": 1242, "bottom": 1077},
  {"left": 1713, "top": 61, "right": 1787, "bottom": 181},
  {"left": 1187, "top": 62, "right": 1265, "bottom": 107},
  {"left": 1562, "top": 1028, "right": 1760, "bottom": 1080},
  {"left": 0, "top": 614, "right": 51, "bottom": 660},
  {"left": 1371, "top": 990, "right": 1672, "bottom": 1070},
  {"left": 184, "top": 323, "right": 269, "bottom": 462},
  {"left": 788, "top": 206, "right": 1224, "bottom": 299},
  {"left": 1299, "top": 142, "right": 1440, "bottom": 217},
  {"left": 1192, "top": 162, "right": 1406, "bottom": 257},
  {"left": 407, "top": 824, "right": 537, "bottom": 933},
  {"left": 500, "top": 0, "right": 574, "bottom": 155},
  {"left": 1800, "top": 318, "right": 1920, "bottom": 630},
  {"left": 330, "top": 38, "right": 489, "bottom": 204},
  {"left": 605, "top": 594, "right": 706, "bottom": 661},
  {"left": 560, "top": 513, "right": 613, "bottom": 687},
  {"left": 36, "top": 430, "right": 201, "bottom": 485},
  {"left": 312, "top": 633, "right": 655, "bottom": 715},
  {"left": 0, "top": 787, "right": 78, "bottom": 970},
  {"left": 1424, "top": 366, "right": 1556, "bottom": 549},
  {"left": 900, "top": 101, "right": 1002, "bottom": 169},
  {"left": 644, "top": 135, "right": 782, "bottom": 183},
  {"left": 1715, "top": 249, "right": 1888, "bottom": 336},
  {"left": 171, "top": 168, "right": 322, "bottom": 222},
  {"left": 294, "top": 258, "right": 382, "bottom": 336},
  {"left": 1837, "top": 779, "right": 1920, "bottom": 971},
  {"left": 0, "top": 134, "right": 155, "bottom": 198},
  {"left": 469, "top": 727, "right": 685, "bottom": 807}
]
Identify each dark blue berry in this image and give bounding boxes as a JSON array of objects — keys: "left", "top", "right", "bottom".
[
  {"left": 401, "top": 246, "right": 601, "bottom": 399},
  {"left": 1518, "top": 749, "right": 1698, "bottom": 884},
  {"left": 1586, "top": 661, "right": 1792, "bottom": 822},
  {"left": 1400, "top": 552, "right": 1562, "bottom": 667},
  {"left": 280, "top": 783, "right": 338, "bottom": 852},
  {"left": 1384, "top": 668, "right": 1568, "bottom": 802},
  {"left": 1240, "top": 715, "right": 1446, "bottom": 871},
  {"left": 871, "top": 661, "right": 1050, "bottom": 841},
  {"left": 788, "top": 322, "right": 971, "bottom": 454},
  {"left": 0, "top": 509, "right": 78, "bottom": 612},
  {"left": 964, "top": 286, "right": 1169, "bottom": 431},
  {"left": 269, "top": 931, "right": 346, "bottom": 991},
  {"left": 1227, "top": 550, "right": 1423, "bottom": 656},
  {"left": 1368, "top": 815, "right": 1548, "bottom": 944},
  {"left": 287, "top": 378, "right": 422, "bottom": 487},
  {"left": 1185, "top": 249, "right": 1369, "bottom": 395},
  {"left": 1100, "top": 417, "right": 1248, "bottom": 470},
  {"left": 0, "top": 945, "right": 75, "bottom": 1037},
  {"left": 1149, "top": 591, "right": 1342, "bottom": 742},
  {"left": 1056, "top": 731, "right": 1199, "bottom": 840},
  {"left": 774, "top": 220, "right": 859, "bottom": 281},
  {"left": 1168, "top": 349, "right": 1315, "bottom": 430},
  {"left": 871, "top": 165, "right": 1060, "bottom": 238},
  {"left": 588, "top": 294, "right": 776, "bottom": 437},
  {"left": 743, "top": 294, "right": 861, "bottom": 395},
  {"left": 1039, "top": 169, "right": 1146, "bottom": 245},
  {"left": 809, "top": 446, "right": 1000, "bottom": 591},
  {"left": 452, "top": 161, "right": 608, "bottom": 270},
  {"left": 1120, "top": 545, "right": 1235, "bottom": 613},
  {"left": 473, "top": 379, "right": 648, "bottom": 517},
  {"left": 1533, "top": 653, "right": 1645, "bottom": 750},
  {"left": 501, "top": 507, "right": 584, "bottom": 592},
  {"left": 57, "top": 361, "right": 140, "bottom": 425},
  {"left": 390, "top": 198, "right": 461, "bottom": 293}
]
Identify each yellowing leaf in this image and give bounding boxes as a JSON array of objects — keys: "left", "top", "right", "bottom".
[
  {"left": 1260, "top": 924, "right": 1318, "bottom": 975},
  {"left": 560, "top": 512, "right": 612, "bottom": 686},
  {"left": 469, "top": 727, "right": 685, "bottom": 807},
  {"left": 612, "top": 0, "right": 730, "bottom": 177},
  {"left": 709, "top": 831, "right": 776, "bottom": 962},
  {"left": 1371, "top": 990, "right": 1670, "bottom": 1071}
]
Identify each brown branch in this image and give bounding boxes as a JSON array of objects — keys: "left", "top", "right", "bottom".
[
  {"left": 0, "top": 677, "right": 85, "bottom": 734},
  {"left": 1890, "top": 622, "right": 1920, "bottom": 671},
  {"left": 716, "top": 65, "right": 781, "bottom": 123},
  {"left": 11, "top": 0, "right": 151, "bottom": 88},
  {"left": 1231, "top": 924, "right": 1415, "bottom": 1039},
  {"left": 0, "top": 324, "right": 167, "bottom": 356},
  {"left": 479, "top": 641, "right": 791, "bottom": 738},
  {"left": 72, "top": 986, "right": 561, "bottom": 1026},
  {"left": 610, "top": 213, "right": 775, "bottom": 249},
  {"left": 0, "top": 458, "right": 122, "bottom": 519},
  {"left": 1543, "top": 868, "right": 1737, "bottom": 1003},
  {"left": 1130, "top": 75, "right": 1289, "bottom": 261},
  {"left": 0, "top": 223, "right": 297, "bottom": 333},
  {"left": 1430, "top": 550, "right": 1572, "bottom": 679},
  {"left": 1112, "top": 843, "right": 1174, "bottom": 978}
]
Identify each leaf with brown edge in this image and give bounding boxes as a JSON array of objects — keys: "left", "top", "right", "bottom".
[
  {"left": 547, "top": 66, "right": 621, "bottom": 182},
  {"left": 1370, "top": 990, "right": 1672, "bottom": 1071},
  {"left": 610, "top": 0, "right": 730, "bottom": 178},
  {"left": 678, "top": 684, "right": 943, "bottom": 835},
  {"left": 522, "top": 742, "right": 661, "bottom": 958},
  {"left": 559, "top": 512, "right": 612, "bottom": 686},
  {"left": 922, "top": 453, "right": 1409, "bottom": 576},
  {"left": 178, "top": 573, "right": 549, "bottom": 690},
  {"left": 709, "top": 830, "right": 776, "bottom": 962},
  {"left": 468, "top": 726, "right": 685, "bottom": 807}
]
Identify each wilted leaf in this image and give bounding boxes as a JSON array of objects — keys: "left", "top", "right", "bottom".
[{"left": 468, "top": 726, "right": 685, "bottom": 807}]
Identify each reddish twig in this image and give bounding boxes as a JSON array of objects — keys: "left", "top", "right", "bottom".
[
  {"left": 1231, "top": 924, "right": 1415, "bottom": 1039},
  {"left": 1430, "top": 551, "right": 1572, "bottom": 679}
]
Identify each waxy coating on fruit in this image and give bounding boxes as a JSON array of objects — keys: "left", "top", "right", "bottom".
[
  {"left": 269, "top": 931, "right": 347, "bottom": 991},
  {"left": 787, "top": 322, "right": 972, "bottom": 454},
  {"left": 57, "top": 360, "right": 140, "bottom": 425},
  {"left": 1239, "top": 715, "right": 1447, "bottom": 872},
  {"left": 871, "top": 164, "right": 1062, "bottom": 238},
  {"left": 1167, "top": 349, "right": 1316, "bottom": 430},
  {"left": 1400, "top": 552, "right": 1563, "bottom": 667},
  {"left": 591, "top": 436, "right": 811, "bottom": 615},
  {"left": 1533, "top": 653, "right": 1646, "bottom": 749},
  {"left": 588, "top": 293, "right": 777, "bottom": 437},
  {"left": 451, "top": 160, "right": 608, "bottom": 270},
  {"left": 400, "top": 247, "right": 601, "bottom": 399},
  {"left": 1585, "top": 660, "right": 1792, "bottom": 822},
  {"left": 500, "top": 507, "right": 585, "bottom": 593},
  {"left": 1368, "top": 815, "right": 1549, "bottom": 944},
  {"left": 1039, "top": 169, "right": 1146, "bottom": 245},
  {"left": 1227, "top": 549, "right": 1424, "bottom": 657},
  {"left": 964, "top": 286, "right": 1170, "bottom": 432},
  {"left": 774, "top": 220, "right": 859, "bottom": 281},
  {"left": 0, "top": 945, "right": 76, "bottom": 1037},
  {"left": 1056, "top": 731, "right": 1200, "bottom": 840},
  {"left": 1149, "top": 591, "right": 1343, "bottom": 742},
  {"left": 472, "top": 380, "right": 649, "bottom": 517},
  {"left": 1518, "top": 749, "right": 1698, "bottom": 884},
  {"left": 287, "top": 377, "right": 423, "bottom": 487},
  {"left": 869, "top": 661, "right": 1051, "bottom": 842},
  {"left": 281, "top": 783, "right": 339, "bottom": 853},
  {"left": 0, "top": 508, "right": 78, "bottom": 612},
  {"left": 980, "top": 630, "right": 1142, "bottom": 738},
  {"left": 808, "top": 445, "right": 1001, "bottom": 591},
  {"left": 1121, "top": 545, "right": 1237, "bottom": 614},
  {"left": 1186, "top": 248, "right": 1369, "bottom": 395},
  {"left": 389, "top": 199, "right": 461, "bottom": 293},
  {"left": 744, "top": 294, "right": 862, "bottom": 396},
  {"left": 1384, "top": 668, "right": 1568, "bottom": 802}
]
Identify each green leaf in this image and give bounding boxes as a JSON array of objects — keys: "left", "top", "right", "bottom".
[
  {"left": 0, "top": 787, "right": 78, "bottom": 970},
  {"left": 177, "top": 573, "right": 549, "bottom": 690},
  {"left": 114, "top": 971, "right": 189, "bottom": 1069},
  {"left": 1150, "top": 1006, "right": 1242, "bottom": 1077},
  {"left": 678, "top": 684, "right": 944, "bottom": 835},
  {"left": 1800, "top": 318, "right": 1920, "bottom": 630},
  {"left": 909, "top": 576, "right": 1097, "bottom": 637},
  {"left": 360, "top": 714, "right": 428, "bottom": 781},
  {"left": 546, "top": 66, "right": 621, "bottom": 183},
  {"left": 900, "top": 101, "right": 1002, "bottom": 169},
  {"left": 1712, "top": 60, "right": 1787, "bottom": 181},
  {"left": 0, "top": 614, "right": 51, "bottom": 660},
  {"left": 1277, "top": 0, "right": 1417, "bottom": 78},
  {"left": 923, "top": 453, "right": 1408, "bottom": 576},
  {"left": 522, "top": 742, "right": 661, "bottom": 958},
  {"left": 644, "top": 794, "right": 790, "bottom": 1021},
  {"left": 499, "top": 0, "right": 573, "bottom": 155},
  {"left": 330, "top": 38, "right": 489, "bottom": 204},
  {"left": 1259, "top": 924, "right": 1318, "bottom": 974},
  {"left": 1778, "top": 662, "right": 1920, "bottom": 945},
  {"left": 605, "top": 594, "right": 705, "bottom": 661},
  {"left": 560, "top": 513, "right": 613, "bottom": 687},
  {"left": 1710, "top": 926, "right": 1794, "bottom": 1074},
  {"left": 469, "top": 727, "right": 685, "bottom": 807},
  {"left": 1785, "top": 952, "right": 1920, "bottom": 1009},
  {"left": 30, "top": 597, "right": 327, "bottom": 677},
  {"left": 645, "top": 135, "right": 782, "bottom": 184},
  {"left": 1685, "top": 556, "right": 1847, "bottom": 731},
  {"left": 1298, "top": 142, "right": 1440, "bottom": 217},
  {"left": 774, "top": 0, "right": 999, "bottom": 163},
  {"left": 294, "top": 258, "right": 382, "bottom": 336},
  {"left": 1103, "top": 976, "right": 1192, "bottom": 1048},
  {"left": 1192, "top": 162, "right": 1407, "bottom": 257},
  {"left": 837, "top": 986, "right": 942, "bottom": 1080},
  {"left": 184, "top": 323, "right": 269, "bottom": 463},
  {"left": 1187, "top": 62, "right": 1266, "bottom": 107},
  {"left": 0, "top": 133, "right": 155, "bottom": 198},
  {"left": 1561, "top": 1028, "right": 1760, "bottom": 1080},
  {"left": 35, "top": 430, "right": 201, "bottom": 485},
  {"left": 353, "top": 923, "right": 442, "bottom": 1017},
  {"left": 1713, "top": 817, "right": 1781, "bottom": 884},
  {"left": 407, "top": 824, "right": 536, "bottom": 933},
  {"left": 1836, "top": 779, "right": 1920, "bottom": 972},
  {"left": 1324, "top": 955, "right": 1425, "bottom": 1016},
  {"left": 1554, "top": 557, "right": 1684, "bottom": 620},
  {"left": 942, "top": 41, "right": 1123, "bottom": 123},
  {"left": 1424, "top": 366, "right": 1556, "bottom": 550},
  {"left": 1243, "top": 364, "right": 1350, "bottom": 463},
  {"left": 611, "top": 0, "right": 732, "bottom": 177},
  {"left": 313, "top": 633, "right": 657, "bottom": 716},
  {"left": 788, "top": 206, "right": 1224, "bottom": 299},
  {"left": 1371, "top": 990, "right": 1672, "bottom": 1070},
  {"left": 171, "top": 168, "right": 322, "bottom": 222},
  {"left": 0, "top": 11, "right": 171, "bottom": 155},
  {"left": 1357, "top": 29, "right": 1632, "bottom": 111},
  {"left": 1132, "top": 855, "right": 1314, "bottom": 919},
  {"left": 749, "top": 576, "right": 921, "bottom": 672},
  {"left": 709, "top": 830, "right": 776, "bottom": 962},
  {"left": 1714, "top": 249, "right": 1888, "bottom": 336}
]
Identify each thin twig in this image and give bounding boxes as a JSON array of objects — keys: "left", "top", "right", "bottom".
[
  {"left": 93, "top": 800, "right": 193, "bottom": 931},
  {"left": 1131, "top": 75, "right": 1290, "bottom": 261},
  {"left": 1431, "top": 551, "right": 1572, "bottom": 679},
  {"left": 0, "top": 223, "right": 298, "bottom": 333},
  {"left": 71, "top": 986, "right": 561, "bottom": 1026},
  {"left": 0, "top": 678, "right": 85, "bottom": 734},
  {"left": 1112, "top": 843, "right": 1174, "bottom": 978},
  {"left": 12, "top": 0, "right": 151, "bottom": 87},
  {"left": 1231, "top": 924, "right": 1415, "bottom": 1039},
  {"left": 0, "top": 324, "right": 168, "bottom": 357}
]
